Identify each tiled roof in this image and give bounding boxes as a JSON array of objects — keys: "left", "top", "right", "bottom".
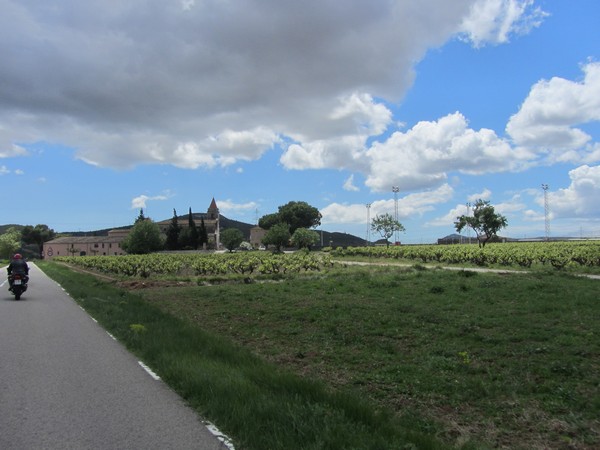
[{"left": 45, "top": 236, "right": 125, "bottom": 244}]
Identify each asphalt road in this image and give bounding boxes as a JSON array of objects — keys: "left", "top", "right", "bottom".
[{"left": 0, "top": 262, "right": 232, "bottom": 450}]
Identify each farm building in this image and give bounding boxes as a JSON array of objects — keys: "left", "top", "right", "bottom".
[
  {"left": 43, "top": 229, "right": 129, "bottom": 259},
  {"left": 43, "top": 199, "right": 222, "bottom": 258}
]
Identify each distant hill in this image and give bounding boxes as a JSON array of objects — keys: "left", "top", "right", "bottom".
[
  {"left": 3, "top": 216, "right": 368, "bottom": 248},
  {"left": 0, "top": 224, "right": 24, "bottom": 234}
]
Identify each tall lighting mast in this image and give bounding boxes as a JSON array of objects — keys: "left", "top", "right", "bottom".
[
  {"left": 365, "top": 203, "right": 371, "bottom": 246},
  {"left": 466, "top": 202, "right": 472, "bottom": 243},
  {"left": 392, "top": 186, "right": 399, "bottom": 244},
  {"left": 542, "top": 184, "right": 550, "bottom": 241}
]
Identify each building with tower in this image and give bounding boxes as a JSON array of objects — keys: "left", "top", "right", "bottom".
[
  {"left": 42, "top": 198, "right": 221, "bottom": 258},
  {"left": 156, "top": 197, "right": 220, "bottom": 249}
]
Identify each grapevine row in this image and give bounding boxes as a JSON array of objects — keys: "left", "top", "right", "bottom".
[
  {"left": 328, "top": 241, "right": 600, "bottom": 269},
  {"left": 54, "top": 252, "right": 333, "bottom": 277}
]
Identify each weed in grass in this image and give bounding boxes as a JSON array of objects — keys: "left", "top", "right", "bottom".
[{"left": 129, "top": 323, "right": 147, "bottom": 334}]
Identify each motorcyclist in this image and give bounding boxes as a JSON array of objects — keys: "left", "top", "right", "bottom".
[{"left": 7, "top": 253, "right": 29, "bottom": 291}]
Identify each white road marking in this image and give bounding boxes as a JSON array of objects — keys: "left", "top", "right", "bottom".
[
  {"left": 205, "top": 422, "right": 236, "bottom": 450},
  {"left": 138, "top": 361, "right": 161, "bottom": 380}
]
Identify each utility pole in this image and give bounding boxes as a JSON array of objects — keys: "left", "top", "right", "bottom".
[
  {"left": 542, "top": 184, "right": 550, "bottom": 241},
  {"left": 466, "top": 202, "right": 472, "bottom": 243},
  {"left": 365, "top": 203, "right": 371, "bottom": 246},
  {"left": 392, "top": 186, "right": 399, "bottom": 244}
]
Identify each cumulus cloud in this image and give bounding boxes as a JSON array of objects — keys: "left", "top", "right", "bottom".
[
  {"left": 428, "top": 190, "right": 524, "bottom": 227},
  {"left": 321, "top": 183, "right": 453, "bottom": 225},
  {"left": 468, "top": 188, "right": 492, "bottom": 202},
  {"left": 131, "top": 194, "right": 170, "bottom": 209},
  {"left": 549, "top": 165, "right": 600, "bottom": 218},
  {"left": 507, "top": 62, "right": 600, "bottom": 163},
  {"left": 365, "top": 112, "right": 529, "bottom": 192},
  {"left": 217, "top": 199, "right": 259, "bottom": 214},
  {"left": 0, "top": 0, "right": 542, "bottom": 172},
  {"left": 459, "top": 0, "right": 547, "bottom": 47}
]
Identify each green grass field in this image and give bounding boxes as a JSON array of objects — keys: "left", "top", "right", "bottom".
[{"left": 39, "top": 260, "right": 600, "bottom": 449}]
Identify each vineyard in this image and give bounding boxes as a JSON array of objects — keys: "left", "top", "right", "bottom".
[
  {"left": 53, "top": 241, "right": 600, "bottom": 279},
  {"left": 328, "top": 240, "right": 600, "bottom": 269},
  {"left": 54, "top": 251, "right": 334, "bottom": 278}
]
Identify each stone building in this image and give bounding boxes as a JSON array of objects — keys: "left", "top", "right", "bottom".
[
  {"left": 42, "top": 198, "right": 221, "bottom": 258},
  {"left": 43, "top": 229, "right": 128, "bottom": 259},
  {"left": 249, "top": 225, "right": 267, "bottom": 248},
  {"left": 156, "top": 198, "right": 220, "bottom": 249}
]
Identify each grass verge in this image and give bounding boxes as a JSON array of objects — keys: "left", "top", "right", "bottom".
[{"left": 38, "top": 261, "right": 448, "bottom": 450}]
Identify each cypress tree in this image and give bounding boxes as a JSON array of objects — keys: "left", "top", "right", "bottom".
[
  {"left": 166, "top": 208, "right": 181, "bottom": 250},
  {"left": 188, "top": 207, "right": 199, "bottom": 250},
  {"left": 135, "top": 208, "right": 146, "bottom": 224}
]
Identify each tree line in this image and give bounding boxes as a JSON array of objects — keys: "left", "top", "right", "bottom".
[
  {"left": 0, "top": 199, "right": 508, "bottom": 259},
  {"left": 0, "top": 224, "right": 56, "bottom": 259}
]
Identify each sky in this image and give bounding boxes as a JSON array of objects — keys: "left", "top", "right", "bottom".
[{"left": 1, "top": 0, "right": 599, "bottom": 244}]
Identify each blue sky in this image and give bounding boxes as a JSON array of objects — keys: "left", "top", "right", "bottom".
[{"left": 1, "top": 0, "right": 599, "bottom": 243}]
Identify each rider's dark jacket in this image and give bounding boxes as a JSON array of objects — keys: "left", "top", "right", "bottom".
[{"left": 7, "top": 259, "right": 29, "bottom": 276}]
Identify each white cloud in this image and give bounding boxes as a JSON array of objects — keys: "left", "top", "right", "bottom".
[
  {"left": 217, "top": 199, "right": 258, "bottom": 214},
  {"left": 279, "top": 93, "right": 390, "bottom": 172},
  {"left": 322, "top": 183, "right": 453, "bottom": 225},
  {"left": 428, "top": 191, "right": 525, "bottom": 228},
  {"left": 0, "top": 144, "right": 28, "bottom": 158},
  {"left": 468, "top": 188, "right": 492, "bottom": 202},
  {"left": 131, "top": 194, "right": 169, "bottom": 209},
  {"left": 364, "top": 112, "right": 529, "bottom": 192},
  {"left": 0, "top": 1, "right": 541, "bottom": 172},
  {"left": 0, "top": 165, "right": 9, "bottom": 175},
  {"left": 506, "top": 62, "right": 600, "bottom": 163},
  {"left": 343, "top": 174, "right": 360, "bottom": 192},
  {"left": 459, "top": 0, "right": 547, "bottom": 47},
  {"left": 549, "top": 165, "right": 600, "bottom": 218}
]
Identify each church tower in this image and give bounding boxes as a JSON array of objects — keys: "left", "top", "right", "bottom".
[{"left": 207, "top": 197, "right": 220, "bottom": 248}]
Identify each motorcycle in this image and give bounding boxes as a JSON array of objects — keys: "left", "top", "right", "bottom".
[{"left": 9, "top": 273, "right": 28, "bottom": 300}]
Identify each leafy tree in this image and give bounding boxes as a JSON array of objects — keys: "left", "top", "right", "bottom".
[
  {"left": 455, "top": 199, "right": 508, "bottom": 248},
  {"left": 0, "top": 227, "right": 21, "bottom": 259},
  {"left": 21, "top": 224, "right": 56, "bottom": 257},
  {"left": 371, "top": 213, "right": 405, "bottom": 247},
  {"left": 258, "top": 213, "right": 280, "bottom": 230},
  {"left": 262, "top": 223, "right": 291, "bottom": 253},
  {"left": 278, "top": 201, "right": 322, "bottom": 233},
  {"left": 121, "top": 219, "right": 164, "bottom": 254},
  {"left": 221, "top": 228, "right": 244, "bottom": 252},
  {"left": 188, "top": 208, "right": 199, "bottom": 250},
  {"left": 290, "top": 228, "right": 320, "bottom": 250},
  {"left": 165, "top": 209, "right": 181, "bottom": 250},
  {"left": 259, "top": 201, "right": 322, "bottom": 234}
]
